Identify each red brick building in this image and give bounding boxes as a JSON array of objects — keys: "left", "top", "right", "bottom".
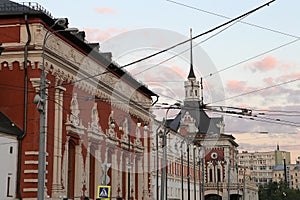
[{"left": 0, "top": 1, "right": 158, "bottom": 199}]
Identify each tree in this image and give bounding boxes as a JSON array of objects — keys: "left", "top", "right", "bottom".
[{"left": 259, "top": 181, "right": 300, "bottom": 200}]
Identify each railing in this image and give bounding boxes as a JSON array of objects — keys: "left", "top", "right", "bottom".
[{"left": 0, "top": 2, "right": 52, "bottom": 18}]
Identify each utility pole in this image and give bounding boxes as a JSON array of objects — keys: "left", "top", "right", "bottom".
[
  {"left": 193, "top": 146, "right": 196, "bottom": 200},
  {"left": 181, "top": 141, "right": 184, "bottom": 200},
  {"left": 227, "top": 159, "right": 231, "bottom": 200},
  {"left": 156, "top": 130, "right": 159, "bottom": 200},
  {"left": 201, "top": 147, "right": 205, "bottom": 200},
  {"left": 242, "top": 167, "right": 246, "bottom": 200},
  {"left": 128, "top": 135, "right": 131, "bottom": 200},
  {"left": 187, "top": 142, "right": 191, "bottom": 200}
]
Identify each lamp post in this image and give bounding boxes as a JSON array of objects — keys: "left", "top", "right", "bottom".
[
  {"left": 160, "top": 103, "right": 180, "bottom": 200},
  {"left": 193, "top": 145, "right": 196, "bottom": 200},
  {"left": 187, "top": 141, "right": 191, "bottom": 200},
  {"left": 127, "top": 134, "right": 131, "bottom": 200},
  {"left": 200, "top": 146, "right": 205, "bottom": 200},
  {"left": 36, "top": 18, "right": 78, "bottom": 200},
  {"left": 181, "top": 140, "right": 184, "bottom": 200}
]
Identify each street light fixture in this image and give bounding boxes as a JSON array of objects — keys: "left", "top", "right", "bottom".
[{"left": 35, "top": 18, "right": 78, "bottom": 200}]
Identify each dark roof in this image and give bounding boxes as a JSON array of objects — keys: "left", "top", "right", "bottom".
[
  {"left": 188, "top": 64, "right": 196, "bottom": 79},
  {"left": 0, "top": 112, "right": 23, "bottom": 137},
  {"left": 273, "top": 164, "right": 300, "bottom": 171},
  {"left": 0, "top": 1, "right": 158, "bottom": 99},
  {"left": 0, "top": 0, "right": 51, "bottom": 16},
  {"left": 168, "top": 100, "right": 222, "bottom": 134}
]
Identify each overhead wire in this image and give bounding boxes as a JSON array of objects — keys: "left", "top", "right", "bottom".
[
  {"left": 36, "top": 0, "right": 274, "bottom": 91},
  {"left": 209, "top": 76, "right": 300, "bottom": 104},
  {"left": 166, "top": 0, "right": 300, "bottom": 39}
]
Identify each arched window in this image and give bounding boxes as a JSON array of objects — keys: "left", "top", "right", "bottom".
[{"left": 209, "top": 169, "right": 213, "bottom": 182}]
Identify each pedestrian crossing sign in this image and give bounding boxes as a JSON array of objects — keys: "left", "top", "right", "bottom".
[{"left": 97, "top": 185, "right": 111, "bottom": 199}]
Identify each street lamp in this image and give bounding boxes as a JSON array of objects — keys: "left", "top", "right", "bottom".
[
  {"left": 187, "top": 140, "right": 191, "bottom": 200},
  {"left": 35, "top": 18, "right": 78, "bottom": 200},
  {"left": 160, "top": 102, "right": 180, "bottom": 200},
  {"left": 199, "top": 146, "right": 205, "bottom": 200},
  {"left": 180, "top": 140, "right": 184, "bottom": 200}
]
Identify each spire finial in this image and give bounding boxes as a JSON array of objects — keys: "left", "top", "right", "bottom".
[{"left": 188, "top": 28, "right": 196, "bottom": 79}]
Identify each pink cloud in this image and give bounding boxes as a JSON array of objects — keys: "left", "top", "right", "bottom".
[
  {"left": 246, "top": 56, "right": 277, "bottom": 72},
  {"left": 226, "top": 80, "right": 247, "bottom": 93},
  {"left": 95, "top": 7, "right": 117, "bottom": 14},
  {"left": 83, "top": 28, "right": 128, "bottom": 42},
  {"left": 245, "top": 56, "right": 296, "bottom": 73},
  {"left": 263, "top": 77, "right": 274, "bottom": 85},
  {"left": 276, "top": 72, "right": 300, "bottom": 82}
]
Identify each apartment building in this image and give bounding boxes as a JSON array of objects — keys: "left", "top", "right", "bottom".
[{"left": 237, "top": 146, "right": 291, "bottom": 185}]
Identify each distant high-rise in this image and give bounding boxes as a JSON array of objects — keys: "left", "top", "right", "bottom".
[{"left": 237, "top": 146, "right": 291, "bottom": 185}]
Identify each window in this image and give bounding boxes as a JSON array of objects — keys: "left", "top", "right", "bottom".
[
  {"left": 217, "top": 168, "right": 221, "bottom": 182},
  {"left": 209, "top": 169, "right": 213, "bottom": 182},
  {"left": 9, "top": 146, "right": 13, "bottom": 154},
  {"left": 6, "top": 175, "right": 13, "bottom": 197}
]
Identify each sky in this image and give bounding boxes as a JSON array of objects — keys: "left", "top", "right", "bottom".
[{"left": 19, "top": 0, "right": 300, "bottom": 162}]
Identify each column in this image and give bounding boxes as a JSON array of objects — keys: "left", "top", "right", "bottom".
[{"left": 52, "top": 86, "right": 66, "bottom": 198}]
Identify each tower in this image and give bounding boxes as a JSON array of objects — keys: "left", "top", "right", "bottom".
[{"left": 184, "top": 28, "right": 201, "bottom": 103}]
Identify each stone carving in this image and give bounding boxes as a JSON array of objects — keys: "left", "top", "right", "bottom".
[
  {"left": 106, "top": 111, "right": 116, "bottom": 139},
  {"left": 65, "top": 93, "right": 86, "bottom": 137},
  {"left": 88, "top": 103, "right": 102, "bottom": 134},
  {"left": 70, "top": 93, "right": 80, "bottom": 126}
]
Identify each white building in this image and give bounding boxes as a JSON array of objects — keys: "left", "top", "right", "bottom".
[{"left": 0, "top": 112, "right": 23, "bottom": 200}]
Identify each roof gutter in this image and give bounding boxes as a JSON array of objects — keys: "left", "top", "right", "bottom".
[{"left": 16, "top": 14, "right": 31, "bottom": 200}]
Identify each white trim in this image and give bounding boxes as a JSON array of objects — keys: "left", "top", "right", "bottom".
[
  {"left": 24, "top": 179, "right": 38, "bottom": 183},
  {"left": 23, "top": 188, "right": 38, "bottom": 192},
  {"left": 25, "top": 151, "right": 39, "bottom": 155},
  {"left": 24, "top": 170, "right": 38, "bottom": 173},
  {"left": 24, "top": 160, "right": 39, "bottom": 165}
]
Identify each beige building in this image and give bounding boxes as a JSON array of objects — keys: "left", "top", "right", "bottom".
[
  {"left": 273, "top": 164, "right": 300, "bottom": 189},
  {"left": 237, "top": 146, "right": 291, "bottom": 185}
]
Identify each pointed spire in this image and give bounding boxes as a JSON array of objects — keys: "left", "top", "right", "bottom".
[{"left": 188, "top": 28, "right": 196, "bottom": 79}]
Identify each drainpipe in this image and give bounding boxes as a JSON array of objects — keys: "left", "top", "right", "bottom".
[{"left": 17, "top": 14, "right": 31, "bottom": 200}]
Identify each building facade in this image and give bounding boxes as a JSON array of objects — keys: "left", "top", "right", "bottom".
[
  {"left": 0, "top": 1, "right": 158, "bottom": 199},
  {"left": 237, "top": 147, "right": 291, "bottom": 186}
]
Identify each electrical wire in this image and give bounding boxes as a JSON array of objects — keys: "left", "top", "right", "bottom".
[
  {"left": 209, "top": 76, "right": 300, "bottom": 104},
  {"left": 166, "top": 0, "right": 300, "bottom": 39}
]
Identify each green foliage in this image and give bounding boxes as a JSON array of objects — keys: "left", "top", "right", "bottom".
[{"left": 258, "top": 181, "right": 300, "bottom": 200}]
